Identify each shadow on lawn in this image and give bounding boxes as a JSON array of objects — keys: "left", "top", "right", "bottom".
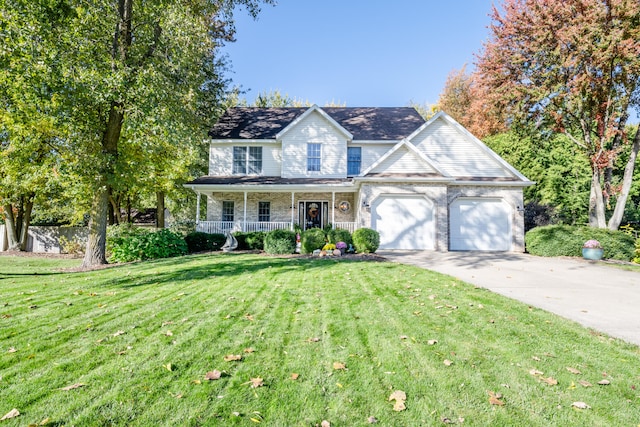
[{"left": 95, "top": 252, "right": 382, "bottom": 289}]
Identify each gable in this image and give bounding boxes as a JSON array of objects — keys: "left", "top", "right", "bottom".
[
  {"left": 366, "top": 143, "right": 439, "bottom": 175},
  {"left": 410, "top": 114, "right": 518, "bottom": 178}
]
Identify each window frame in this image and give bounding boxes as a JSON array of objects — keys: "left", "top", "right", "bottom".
[
  {"left": 232, "top": 146, "right": 262, "bottom": 175},
  {"left": 222, "top": 201, "right": 234, "bottom": 222},
  {"left": 347, "top": 146, "right": 362, "bottom": 176},
  {"left": 307, "top": 143, "right": 321, "bottom": 172},
  {"left": 258, "top": 201, "right": 270, "bottom": 222}
]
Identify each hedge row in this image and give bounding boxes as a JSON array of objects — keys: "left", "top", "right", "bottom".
[{"left": 525, "top": 225, "right": 636, "bottom": 261}]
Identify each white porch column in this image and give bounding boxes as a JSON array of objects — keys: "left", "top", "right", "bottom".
[
  {"left": 195, "top": 191, "right": 201, "bottom": 224},
  {"left": 331, "top": 191, "right": 335, "bottom": 225},
  {"left": 243, "top": 191, "right": 247, "bottom": 232},
  {"left": 291, "top": 192, "right": 295, "bottom": 230}
]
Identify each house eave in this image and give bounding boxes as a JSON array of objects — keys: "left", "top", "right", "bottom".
[
  {"left": 450, "top": 179, "right": 535, "bottom": 187},
  {"left": 207, "top": 138, "right": 278, "bottom": 144}
]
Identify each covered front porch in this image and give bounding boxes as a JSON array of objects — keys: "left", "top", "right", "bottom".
[{"left": 189, "top": 179, "right": 360, "bottom": 235}]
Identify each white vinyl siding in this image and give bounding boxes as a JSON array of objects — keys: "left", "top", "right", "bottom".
[
  {"left": 411, "top": 117, "right": 511, "bottom": 177},
  {"left": 281, "top": 111, "right": 347, "bottom": 178},
  {"left": 369, "top": 146, "right": 437, "bottom": 174},
  {"left": 358, "top": 143, "right": 395, "bottom": 172},
  {"left": 209, "top": 143, "right": 281, "bottom": 176}
]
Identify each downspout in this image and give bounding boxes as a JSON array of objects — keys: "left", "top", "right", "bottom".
[{"left": 243, "top": 191, "right": 247, "bottom": 232}]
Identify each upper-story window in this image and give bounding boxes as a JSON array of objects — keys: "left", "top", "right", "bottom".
[
  {"left": 233, "top": 146, "right": 262, "bottom": 174},
  {"left": 347, "top": 147, "right": 361, "bottom": 176},
  {"left": 307, "top": 143, "right": 321, "bottom": 172}
]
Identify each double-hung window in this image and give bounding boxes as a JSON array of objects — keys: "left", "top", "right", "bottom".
[
  {"left": 258, "top": 202, "right": 270, "bottom": 222},
  {"left": 347, "top": 147, "right": 361, "bottom": 176},
  {"left": 233, "top": 146, "right": 262, "bottom": 174},
  {"left": 222, "top": 201, "right": 234, "bottom": 222},
  {"left": 307, "top": 143, "right": 321, "bottom": 172}
]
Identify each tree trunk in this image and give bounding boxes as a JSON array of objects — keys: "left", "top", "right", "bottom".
[
  {"left": 608, "top": 127, "right": 640, "bottom": 230},
  {"left": 82, "top": 103, "right": 124, "bottom": 268},
  {"left": 588, "top": 168, "right": 607, "bottom": 228},
  {"left": 18, "top": 193, "right": 34, "bottom": 251},
  {"left": 2, "top": 203, "right": 20, "bottom": 251},
  {"left": 156, "top": 191, "right": 165, "bottom": 228}
]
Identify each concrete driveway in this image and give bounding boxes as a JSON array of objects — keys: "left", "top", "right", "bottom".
[{"left": 378, "top": 251, "right": 640, "bottom": 347}]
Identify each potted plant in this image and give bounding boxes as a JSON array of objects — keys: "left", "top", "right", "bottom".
[
  {"left": 336, "top": 241, "right": 347, "bottom": 255},
  {"left": 582, "top": 239, "right": 604, "bottom": 260}
]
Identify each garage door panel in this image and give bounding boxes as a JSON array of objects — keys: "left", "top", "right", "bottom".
[
  {"left": 372, "top": 196, "right": 435, "bottom": 250},
  {"left": 450, "top": 199, "right": 511, "bottom": 251}
]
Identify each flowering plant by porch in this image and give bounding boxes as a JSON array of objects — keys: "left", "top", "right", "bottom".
[
  {"left": 335, "top": 241, "right": 347, "bottom": 250},
  {"left": 583, "top": 239, "right": 602, "bottom": 249}
]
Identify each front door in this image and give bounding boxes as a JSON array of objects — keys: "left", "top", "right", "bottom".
[{"left": 299, "top": 201, "right": 328, "bottom": 230}]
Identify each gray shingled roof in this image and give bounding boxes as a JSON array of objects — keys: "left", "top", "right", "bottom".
[{"left": 209, "top": 107, "right": 425, "bottom": 140}]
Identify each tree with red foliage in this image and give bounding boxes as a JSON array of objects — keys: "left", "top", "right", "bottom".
[{"left": 476, "top": 0, "right": 640, "bottom": 229}]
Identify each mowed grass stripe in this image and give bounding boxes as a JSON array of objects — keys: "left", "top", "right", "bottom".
[{"left": 1, "top": 254, "right": 639, "bottom": 426}]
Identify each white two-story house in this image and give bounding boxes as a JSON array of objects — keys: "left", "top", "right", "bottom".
[{"left": 186, "top": 105, "right": 533, "bottom": 251}]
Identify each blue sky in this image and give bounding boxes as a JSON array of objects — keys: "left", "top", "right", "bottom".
[{"left": 222, "top": 1, "right": 496, "bottom": 107}]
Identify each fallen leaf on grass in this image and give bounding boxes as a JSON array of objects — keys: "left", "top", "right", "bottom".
[
  {"left": 427, "top": 339, "right": 438, "bottom": 345},
  {"left": 249, "top": 377, "right": 264, "bottom": 388},
  {"left": 60, "top": 383, "right": 85, "bottom": 391},
  {"left": 321, "top": 421, "right": 330, "bottom": 427},
  {"left": 0, "top": 408, "right": 19, "bottom": 420},
  {"left": 163, "top": 330, "right": 173, "bottom": 337},
  {"left": 290, "top": 373, "right": 299, "bottom": 380},
  {"left": 541, "top": 377, "right": 558, "bottom": 385},
  {"left": 566, "top": 367, "right": 581, "bottom": 374},
  {"left": 399, "top": 335, "right": 408, "bottom": 340},
  {"left": 161, "top": 321, "right": 174, "bottom": 327},
  {"left": 38, "top": 417, "right": 50, "bottom": 425},
  {"left": 205, "top": 370, "right": 222, "bottom": 381},
  {"left": 112, "top": 330, "right": 125, "bottom": 337},
  {"left": 598, "top": 379, "right": 610, "bottom": 385},
  {"left": 332, "top": 362, "right": 346, "bottom": 371},
  {"left": 572, "top": 401, "right": 591, "bottom": 409},
  {"left": 529, "top": 368, "right": 543, "bottom": 376},
  {"left": 532, "top": 356, "right": 541, "bottom": 361},
  {"left": 244, "top": 313, "right": 254, "bottom": 321},
  {"left": 443, "top": 359, "right": 453, "bottom": 366},
  {"left": 244, "top": 348, "right": 255, "bottom": 353},
  {"left": 488, "top": 390, "right": 505, "bottom": 406},
  {"left": 389, "top": 390, "right": 407, "bottom": 411},
  {"left": 8, "top": 347, "right": 17, "bottom": 353},
  {"left": 367, "top": 415, "right": 378, "bottom": 423},
  {"left": 163, "top": 363, "right": 173, "bottom": 372},
  {"left": 578, "top": 380, "right": 592, "bottom": 387},
  {"left": 307, "top": 337, "right": 321, "bottom": 343},
  {"left": 224, "top": 354, "right": 242, "bottom": 362}
]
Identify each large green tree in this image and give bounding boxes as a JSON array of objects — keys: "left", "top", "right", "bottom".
[
  {"left": 476, "top": 0, "right": 640, "bottom": 230},
  {"left": 2, "top": 0, "right": 272, "bottom": 266}
]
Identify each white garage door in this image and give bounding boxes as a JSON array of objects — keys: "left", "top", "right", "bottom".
[
  {"left": 449, "top": 198, "right": 512, "bottom": 251},
  {"left": 372, "top": 196, "right": 435, "bottom": 250}
]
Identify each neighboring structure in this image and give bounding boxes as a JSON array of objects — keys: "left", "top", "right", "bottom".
[{"left": 186, "top": 106, "right": 533, "bottom": 251}]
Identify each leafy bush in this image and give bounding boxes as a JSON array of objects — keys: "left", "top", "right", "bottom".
[
  {"left": 184, "top": 232, "right": 225, "bottom": 253},
  {"left": 301, "top": 228, "right": 326, "bottom": 254},
  {"left": 59, "top": 236, "right": 84, "bottom": 256},
  {"left": 327, "top": 228, "right": 352, "bottom": 247},
  {"left": 352, "top": 228, "right": 380, "bottom": 254},
  {"left": 525, "top": 225, "right": 635, "bottom": 261},
  {"left": 108, "top": 226, "right": 187, "bottom": 263},
  {"left": 634, "top": 239, "right": 640, "bottom": 264},
  {"left": 234, "top": 231, "right": 266, "bottom": 250},
  {"left": 264, "top": 229, "right": 296, "bottom": 255}
]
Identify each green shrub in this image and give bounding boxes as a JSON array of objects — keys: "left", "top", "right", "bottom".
[
  {"left": 352, "top": 228, "right": 380, "bottom": 254},
  {"left": 234, "top": 231, "right": 266, "bottom": 250},
  {"left": 327, "top": 228, "right": 352, "bottom": 247},
  {"left": 634, "top": 238, "right": 640, "bottom": 264},
  {"left": 184, "top": 232, "right": 225, "bottom": 253},
  {"left": 108, "top": 226, "right": 187, "bottom": 263},
  {"left": 264, "top": 229, "right": 296, "bottom": 255},
  {"left": 301, "top": 228, "right": 326, "bottom": 254},
  {"left": 525, "top": 225, "right": 636, "bottom": 261}
]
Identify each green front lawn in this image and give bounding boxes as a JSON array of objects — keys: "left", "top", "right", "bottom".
[{"left": 1, "top": 253, "right": 638, "bottom": 426}]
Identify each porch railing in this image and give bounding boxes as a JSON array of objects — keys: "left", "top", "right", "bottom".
[{"left": 196, "top": 221, "right": 358, "bottom": 234}]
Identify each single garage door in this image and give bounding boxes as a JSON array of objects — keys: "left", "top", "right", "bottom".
[
  {"left": 372, "top": 195, "right": 435, "bottom": 250},
  {"left": 449, "top": 198, "right": 511, "bottom": 251}
]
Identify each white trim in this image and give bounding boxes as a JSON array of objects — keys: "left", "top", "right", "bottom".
[
  {"left": 208, "top": 139, "right": 278, "bottom": 144},
  {"left": 359, "top": 139, "right": 449, "bottom": 177},
  {"left": 407, "top": 111, "right": 533, "bottom": 183},
  {"left": 349, "top": 140, "right": 403, "bottom": 144},
  {"left": 451, "top": 180, "right": 535, "bottom": 187},
  {"left": 276, "top": 105, "right": 353, "bottom": 140},
  {"left": 188, "top": 183, "right": 357, "bottom": 193}
]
